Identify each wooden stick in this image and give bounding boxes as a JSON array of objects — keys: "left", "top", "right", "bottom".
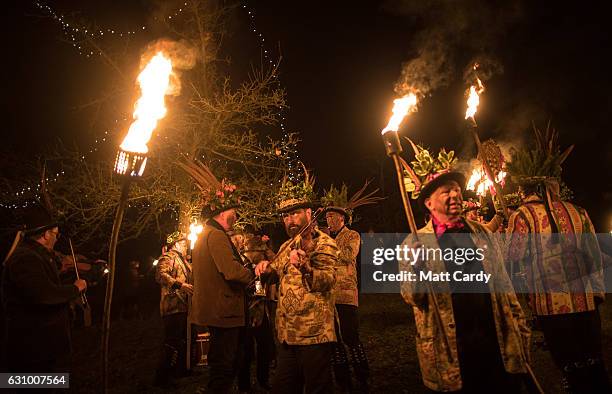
[
  {"left": 69, "top": 238, "right": 89, "bottom": 307},
  {"left": 390, "top": 153, "right": 454, "bottom": 362}
]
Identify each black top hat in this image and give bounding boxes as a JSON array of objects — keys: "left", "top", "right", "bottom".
[
  {"left": 20, "top": 203, "right": 59, "bottom": 236},
  {"left": 417, "top": 171, "right": 466, "bottom": 210}
]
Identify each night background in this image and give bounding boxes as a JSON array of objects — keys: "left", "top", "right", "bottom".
[{"left": 1, "top": 1, "right": 612, "bottom": 392}]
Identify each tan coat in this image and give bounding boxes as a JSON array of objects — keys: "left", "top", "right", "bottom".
[
  {"left": 332, "top": 226, "right": 360, "bottom": 306},
  {"left": 271, "top": 228, "right": 338, "bottom": 345},
  {"left": 190, "top": 219, "right": 253, "bottom": 328},
  {"left": 155, "top": 250, "right": 191, "bottom": 316},
  {"left": 400, "top": 220, "right": 530, "bottom": 392}
]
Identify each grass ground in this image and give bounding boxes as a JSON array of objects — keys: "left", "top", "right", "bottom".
[{"left": 70, "top": 294, "right": 612, "bottom": 393}]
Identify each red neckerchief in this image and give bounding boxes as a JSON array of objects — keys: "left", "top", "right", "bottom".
[{"left": 432, "top": 216, "right": 465, "bottom": 237}]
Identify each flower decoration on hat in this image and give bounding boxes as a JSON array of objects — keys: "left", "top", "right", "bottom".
[
  {"left": 400, "top": 138, "right": 460, "bottom": 200},
  {"left": 178, "top": 158, "right": 240, "bottom": 218}
]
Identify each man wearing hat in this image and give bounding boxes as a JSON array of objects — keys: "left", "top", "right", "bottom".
[
  {"left": 322, "top": 182, "right": 382, "bottom": 392},
  {"left": 1, "top": 204, "right": 87, "bottom": 373},
  {"left": 255, "top": 170, "right": 338, "bottom": 394},
  {"left": 181, "top": 160, "right": 254, "bottom": 393},
  {"left": 506, "top": 126, "right": 610, "bottom": 393},
  {"left": 400, "top": 147, "right": 530, "bottom": 392},
  {"left": 154, "top": 231, "right": 192, "bottom": 387}
]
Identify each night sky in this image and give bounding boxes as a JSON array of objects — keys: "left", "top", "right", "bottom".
[{"left": 3, "top": 1, "right": 612, "bottom": 232}]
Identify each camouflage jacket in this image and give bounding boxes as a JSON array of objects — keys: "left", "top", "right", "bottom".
[
  {"left": 155, "top": 250, "right": 192, "bottom": 316},
  {"left": 271, "top": 228, "right": 338, "bottom": 345},
  {"left": 331, "top": 226, "right": 360, "bottom": 306},
  {"left": 506, "top": 195, "right": 605, "bottom": 315},
  {"left": 400, "top": 220, "right": 530, "bottom": 392}
]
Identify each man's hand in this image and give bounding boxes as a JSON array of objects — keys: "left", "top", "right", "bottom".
[
  {"left": 289, "top": 249, "right": 313, "bottom": 274},
  {"left": 289, "top": 249, "right": 306, "bottom": 266},
  {"left": 74, "top": 279, "right": 87, "bottom": 292},
  {"left": 409, "top": 241, "right": 427, "bottom": 271},
  {"left": 181, "top": 283, "right": 194, "bottom": 296},
  {"left": 255, "top": 260, "right": 270, "bottom": 276}
]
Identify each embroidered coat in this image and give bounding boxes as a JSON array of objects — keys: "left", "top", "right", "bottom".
[
  {"left": 400, "top": 220, "right": 530, "bottom": 392},
  {"left": 331, "top": 226, "right": 360, "bottom": 306},
  {"left": 271, "top": 228, "right": 338, "bottom": 345},
  {"left": 155, "top": 249, "right": 191, "bottom": 316},
  {"left": 506, "top": 195, "right": 605, "bottom": 315}
]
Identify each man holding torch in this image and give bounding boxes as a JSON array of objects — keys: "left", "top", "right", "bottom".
[
  {"left": 506, "top": 126, "right": 610, "bottom": 393},
  {"left": 399, "top": 146, "right": 531, "bottom": 393},
  {"left": 255, "top": 170, "right": 338, "bottom": 394}
]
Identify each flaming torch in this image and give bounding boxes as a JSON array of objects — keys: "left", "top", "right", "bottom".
[
  {"left": 381, "top": 93, "right": 455, "bottom": 361},
  {"left": 188, "top": 220, "right": 204, "bottom": 250},
  {"left": 102, "top": 51, "right": 174, "bottom": 392},
  {"left": 381, "top": 93, "right": 419, "bottom": 235},
  {"left": 464, "top": 72, "right": 508, "bottom": 219}
]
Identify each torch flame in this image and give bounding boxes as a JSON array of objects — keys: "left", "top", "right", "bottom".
[
  {"left": 382, "top": 93, "right": 418, "bottom": 134},
  {"left": 467, "top": 167, "right": 506, "bottom": 196},
  {"left": 188, "top": 220, "right": 204, "bottom": 250},
  {"left": 465, "top": 77, "right": 484, "bottom": 120},
  {"left": 120, "top": 52, "right": 174, "bottom": 153}
]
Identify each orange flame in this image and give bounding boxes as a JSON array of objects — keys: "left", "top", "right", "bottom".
[
  {"left": 188, "top": 220, "right": 203, "bottom": 249},
  {"left": 382, "top": 93, "right": 418, "bottom": 134},
  {"left": 465, "top": 77, "right": 484, "bottom": 120},
  {"left": 466, "top": 167, "right": 506, "bottom": 196},
  {"left": 120, "top": 52, "right": 174, "bottom": 153}
]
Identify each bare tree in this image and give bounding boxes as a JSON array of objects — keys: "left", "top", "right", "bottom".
[{"left": 1, "top": 0, "right": 297, "bottom": 252}]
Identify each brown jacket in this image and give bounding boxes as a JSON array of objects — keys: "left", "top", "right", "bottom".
[
  {"left": 190, "top": 219, "right": 254, "bottom": 328},
  {"left": 400, "top": 220, "right": 530, "bottom": 392},
  {"left": 332, "top": 226, "right": 360, "bottom": 306}
]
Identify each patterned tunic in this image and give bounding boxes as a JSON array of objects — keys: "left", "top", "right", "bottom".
[
  {"left": 271, "top": 228, "right": 338, "bottom": 345},
  {"left": 155, "top": 250, "right": 192, "bottom": 316},
  {"left": 506, "top": 195, "right": 605, "bottom": 315},
  {"left": 400, "top": 220, "right": 529, "bottom": 392},
  {"left": 331, "top": 226, "right": 360, "bottom": 306}
]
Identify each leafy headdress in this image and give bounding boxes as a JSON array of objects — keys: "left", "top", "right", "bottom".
[
  {"left": 321, "top": 180, "right": 384, "bottom": 224},
  {"left": 401, "top": 139, "right": 465, "bottom": 208},
  {"left": 276, "top": 163, "right": 317, "bottom": 214},
  {"left": 178, "top": 158, "right": 240, "bottom": 218},
  {"left": 506, "top": 123, "right": 574, "bottom": 233},
  {"left": 506, "top": 123, "right": 573, "bottom": 188}
]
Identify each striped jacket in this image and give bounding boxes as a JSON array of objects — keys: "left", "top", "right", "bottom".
[{"left": 506, "top": 195, "right": 605, "bottom": 315}]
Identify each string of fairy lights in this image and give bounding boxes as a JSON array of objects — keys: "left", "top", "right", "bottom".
[
  {"left": 241, "top": 1, "right": 301, "bottom": 183},
  {"left": 1, "top": 1, "right": 301, "bottom": 211},
  {"left": 32, "top": 0, "right": 189, "bottom": 58}
]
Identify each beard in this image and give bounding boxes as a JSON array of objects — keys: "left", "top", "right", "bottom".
[{"left": 285, "top": 222, "right": 304, "bottom": 237}]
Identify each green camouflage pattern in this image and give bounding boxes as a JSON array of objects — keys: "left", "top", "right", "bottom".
[
  {"left": 332, "top": 226, "right": 360, "bottom": 306},
  {"left": 271, "top": 228, "right": 338, "bottom": 345},
  {"left": 155, "top": 250, "right": 192, "bottom": 316}
]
